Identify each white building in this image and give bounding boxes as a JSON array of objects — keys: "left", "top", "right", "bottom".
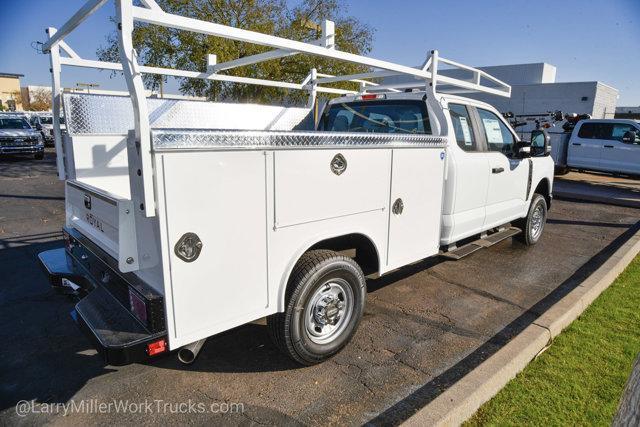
[
  {"left": 615, "top": 106, "right": 640, "bottom": 120},
  {"left": 383, "top": 62, "right": 619, "bottom": 120}
]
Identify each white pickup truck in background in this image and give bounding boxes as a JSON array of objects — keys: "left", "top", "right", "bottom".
[
  {"left": 38, "top": 0, "right": 554, "bottom": 367},
  {"left": 565, "top": 119, "right": 640, "bottom": 176},
  {"left": 541, "top": 118, "right": 640, "bottom": 176}
]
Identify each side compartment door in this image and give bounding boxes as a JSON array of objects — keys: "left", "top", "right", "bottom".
[
  {"left": 568, "top": 122, "right": 604, "bottom": 169},
  {"left": 160, "top": 151, "right": 269, "bottom": 347},
  {"left": 474, "top": 107, "right": 529, "bottom": 229},
  {"left": 387, "top": 148, "right": 445, "bottom": 270}
]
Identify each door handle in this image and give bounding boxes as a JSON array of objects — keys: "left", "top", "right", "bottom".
[
  {"left": 492, "top": 167, "right": 505, "bottom": 174},
  {"left": 572, "top": 143, "right": 581, "bottom": 146},
  {"left": 604, "top": 145, "right": 614, "bottom": 148}
]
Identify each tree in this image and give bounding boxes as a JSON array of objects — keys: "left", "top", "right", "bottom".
[
  {"left": 97, "top": 0, "right": 374, "bottom": 103},
  {"left": 27, "top": 88, "right": 52, "bottom": 111}
]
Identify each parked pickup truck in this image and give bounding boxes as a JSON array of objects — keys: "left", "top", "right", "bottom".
[
  {"left": 29, "top": 112, "right": 66, "bottom": 146},
  {"left": 0, "top": 113, "right": 45, "bottom": 159},
  {"left": 534, "top": 118, "right": 640, "bottom": 176},
  {"left": 38, "top": 0, "right": 554, "bottom": 367}
]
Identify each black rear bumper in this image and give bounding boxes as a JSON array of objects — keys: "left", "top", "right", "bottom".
[{"left": 38, "top": 229, "right": 168, "bottom": 366}]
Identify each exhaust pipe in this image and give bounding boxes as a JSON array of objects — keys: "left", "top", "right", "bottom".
[{"left": 177, "top": 338, "right": 206, "bottom": 364}]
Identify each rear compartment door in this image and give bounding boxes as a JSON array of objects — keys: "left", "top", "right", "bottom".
[{"left": 159, "top": 151, "right": 269, "bottom": 347}]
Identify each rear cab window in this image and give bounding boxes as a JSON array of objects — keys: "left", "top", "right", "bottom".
[{"left": 320, "top": 100, "right": 431, "bottom": 134}]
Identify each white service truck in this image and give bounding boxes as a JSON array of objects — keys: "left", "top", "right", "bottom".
[
  {"left": 38, "top": 0, "right": 554, "bottom": 366},
  {"left": 559, "top": 119, "right": 640, "bottom": 176}
]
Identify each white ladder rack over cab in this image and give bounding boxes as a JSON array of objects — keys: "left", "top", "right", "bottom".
[
  {"left": 42, "top": 0, "right": 511, "bottom": 273},
  {"left": 43, "top": 0, "right": 511, "bottom": 217}
]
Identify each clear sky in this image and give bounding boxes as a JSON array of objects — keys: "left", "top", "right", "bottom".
[{"left": 1, "top": 0, "right": 639, "bottom": 105}]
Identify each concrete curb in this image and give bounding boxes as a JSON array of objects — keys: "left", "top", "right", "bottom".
[
  {"left": 554, "top": 191, "right": 640, "bottom": 209},
  {"left": 404, "top": 226, "right": 640, "bottom": 427}
]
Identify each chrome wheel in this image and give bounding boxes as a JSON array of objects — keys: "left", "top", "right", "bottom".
[
  {"left": 304, "top": 279, "right": 354, "bottom": 345},
  {"left": 530, "top": 203, "right": 545, "bottom": 240}
]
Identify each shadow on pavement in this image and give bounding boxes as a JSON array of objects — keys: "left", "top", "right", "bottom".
[
  {"left": 366, "top": 219, "right": 640, "bottom": 425},
  {"left": 0, "top": 240, "right": 118, "bottom": 411}
]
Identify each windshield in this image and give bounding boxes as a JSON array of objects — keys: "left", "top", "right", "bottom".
[
  {"left": 320, "top": 100, "right": 431, "bottom": 134},
  {"left": 0, "top": 118, "right": 31, "bottom": 130}
]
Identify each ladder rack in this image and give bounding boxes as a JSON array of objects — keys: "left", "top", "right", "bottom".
[{"left": 43, "top": 0, "right": 512, "bottom": 218}]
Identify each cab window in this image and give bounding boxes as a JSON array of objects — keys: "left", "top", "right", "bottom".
[
  {"left": 611, "top": 123, "right": 637, "bottom": 142},
  {"left": 477, "top": 108, "right": 515, "bottom": 155},
  {"left": 320, "top": 100, "right": 431, "bottom": 134},
  {"left": 578, "top": 122, "right": 613, "bottom": 139},
  {"left": 449, "top": 104, "right": 477, "bottom": 151}
]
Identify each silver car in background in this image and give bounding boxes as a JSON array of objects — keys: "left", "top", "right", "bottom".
[
  {"left": 29, "top": 112, "right": 66, "bottom": 146},
  {"left": 0, "top": 113, "right": 45, "bottom": 159}
]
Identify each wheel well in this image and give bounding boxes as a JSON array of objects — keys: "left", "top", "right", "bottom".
[
  {"left": 534, "top": 178, "right": 551, "bottom": 208},
  {"left": 309, "top": 233, "right": 379, "bottom": 276}
]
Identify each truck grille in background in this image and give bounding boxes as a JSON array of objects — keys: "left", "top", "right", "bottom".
[{"left": 0, "top": 137, "right": 39, "bottom": 146}]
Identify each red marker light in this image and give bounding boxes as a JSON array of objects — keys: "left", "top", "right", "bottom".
[
  {"left": 147, "top": 339, "right": 167, "bottom": 356},
  {"left": 357, "top": 94, "right": 386, "bottom": 101}
]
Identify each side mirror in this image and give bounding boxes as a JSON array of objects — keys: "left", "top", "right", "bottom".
[
  {"left": 514, "top": 141, "right": 532, "bottom": 158},
  {"left": 531, "top": 129, "right": 551, "bottom": 156},
  {"left": 519, "top": 145, "right": 532, "bottom": 158},
  {"left": 622, "top": 130, "right": 637, "bottom": 144}
]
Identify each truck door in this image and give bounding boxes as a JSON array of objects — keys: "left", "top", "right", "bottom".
[
  {"left": 475, "top": 107, "right": 529, "bottom": 229},
  {"left": 567, "top": 122, "right": 604, "bottom": 170},
  {"left": 600, "top": 123, "right": 640, "bottom": 175},
  {"left": 442, "top": 103, "right": 489, "bottom": 243}
]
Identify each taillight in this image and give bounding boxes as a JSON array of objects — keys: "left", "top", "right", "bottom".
[
  {"left": 147, "top": 339, "right": 167, "bottom": 356},
  {"left": 129, "top": 288, "right": 148, "bottom": 324}
]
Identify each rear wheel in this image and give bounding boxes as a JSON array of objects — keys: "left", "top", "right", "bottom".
[
  {"left": 267, "top": 250, "right": 366, "bottom": 365},
  {"left": 514, "top": 194, "right": 547, "bottom": 246}
]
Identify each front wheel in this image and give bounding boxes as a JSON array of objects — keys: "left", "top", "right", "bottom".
[
  {"left": 267, "top": 250, "right": 366, "bottom": 365},
  {"left": 514, "top": 194, "right": 548, "bottom": 246}
]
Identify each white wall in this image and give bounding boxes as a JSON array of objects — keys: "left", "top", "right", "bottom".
[{"left": 469, "top": 81, "right": 618, "bottom": 119}]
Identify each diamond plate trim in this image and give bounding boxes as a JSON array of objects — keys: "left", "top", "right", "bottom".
[
  {"left": 62, "top": 93, "right": 313, "bottom": 135},
  {"left": 152, "top": 129, "right": 447, "bottom": 150}
]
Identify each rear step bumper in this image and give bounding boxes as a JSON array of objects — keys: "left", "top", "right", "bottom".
[{"left": 38, "top": 231, "right": 168, "bottom": 366}]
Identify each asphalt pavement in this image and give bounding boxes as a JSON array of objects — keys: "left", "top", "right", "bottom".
[{"left": 1, "top": 149, "right": 639, "bottom": 425}]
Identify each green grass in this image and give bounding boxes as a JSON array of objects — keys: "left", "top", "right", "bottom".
[{"left": 466, "top": 255, "right": 640, "bottom": 427}]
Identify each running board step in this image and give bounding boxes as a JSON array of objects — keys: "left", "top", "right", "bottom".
[{"left": 440, "top": 227, "right": 521, "bottom": 260}]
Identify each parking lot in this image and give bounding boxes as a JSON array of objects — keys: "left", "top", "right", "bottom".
[{"left": 1, "top": 149, "right": 639, "bottom": 425}]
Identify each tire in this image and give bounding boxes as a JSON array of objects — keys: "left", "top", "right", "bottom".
[
  {"left": 34, "top": 152, "right": 44, "bottom": 160},
  {"left": 514, "top": 194, "right": 547, "bottom": 246},
  {"left": 267, "top": 249, "right": 366, "bottom": 365}
]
